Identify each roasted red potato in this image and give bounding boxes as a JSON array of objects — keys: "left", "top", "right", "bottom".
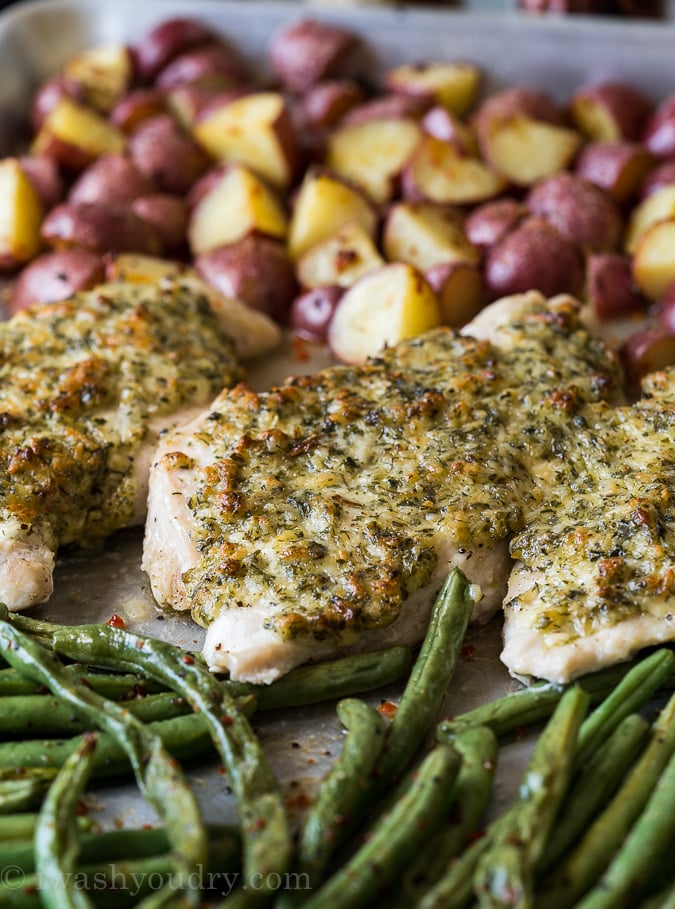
[
  {"left": 8, "top": 248, "right": 104, "bottom": 314},
  {"left": 485, "top": 216, "right": 585, "bottom": 300},
  {"left": 0, "top": 158, "right": 44, "bottom": 271},
  {"left": 18, "top": 155, "right": 64, "bottom": 209},
  {"left": 642, "top": 94, "right": 675, "bottom": 159},
  {"left": 154, "top": 42, "right": 245, "bottom": 92},
  {"left": 570, "top": 82, "right": 654, "bottom": 142},
  {"left": 110, "top": 89, "right": 167, "bottom": 133},
  {"left": 63, "top": 44, "right": 134, "bottom": 114},
  {"left": 526, "top": 173, "right": 622, "bottom": 252},
  {"left": 638, "top": 158, "right": 675, "bottom": 199},
  {"left": 341, "top": 94, "right": 431, "bottom": 127},
  {"left": 574, "top": 141, "right": 655, "bottom": 203},
  {"left": 30, "top": 74, "right": 85, "bottom": 132},
  {"left": 129, "top": 114, "right": 209, "bottom": 194},
  {"left": 131, "top": 194, "right": 188, "bottom": 252},
  {"left": 426, "top": 261, "right": 485, "bottom": 327},
  {"left": 68, "top": 154, "right": 156, "bottom": 206},
  {"left": 586, "top": 253, "right": 649, "bottom": 320},
  {"left": 385, "top": 60, "right": 482, "bottom": 117},
  {"left": 402, "top": 135, "right": 507, "bottom": 206},
  {"left": 421, "top": 106, "right": 478, "bottom": 155},
  {"left": 32, "top": 98, "right": 126, "bottom": 171},
  {"left": 299, "top": 79, "right": 367, "bottom": 130},
  {"left": 620, "top": 327, "right": 675, "bottom": 385},
  {"left": 465, "top": 198, "right": 528, "bottom": 252},
  {"left": 195, "top": 236, "right": 297, "bottom": 322},
  {"left": 659, "top": 281, "right": 675, "bottom": 334},
  {"left": 134, "top": 17, "right": 219, "bottom": 82},
  {"left": 268, "top": 19, "right": 366, "bottom": 94},
  {"left": 291, "top": 285, "right": 343, "bottom": 343},
  {"left": 41, "top": 202, "right": 163, "bottom": 256}
]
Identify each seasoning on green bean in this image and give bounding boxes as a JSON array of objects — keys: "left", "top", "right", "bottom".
[
  {"left": 35, "top": 732, "right": 98, "bottom": 909},
  {"left": 376, "top": 569, "right": 474, "bottom": 785},
  {"left": 0, "top": 664, "right": 166, "bottom": 698},
  {"left": 540, "top": 690, "right": 675, "bottom": 909},
  {"left": 396, "top": 725, "right": 498, "bottom": 907},
  {"left": 52, "top": 623, "right": 291, "bottom": 895},
  {"left": 302, "top": 743, "right": 462, "bottom": 909},
  {"left": 573, "top": 648, "right": 675, "bottom": 769},
  {"left": 572, "top": 749, "right": 675, "bottom": 909},
  {"left": 540, "top": 713, "right": 649, "bottom": 872},
  {"left": 0, "top": 612, "right": 207, "bottom": 908},
  {"left": 473, "top": 685, "right": 589, "bottom": 908},
  {"left": 0, "top": 811, "right": 93, "bottom": 843}
]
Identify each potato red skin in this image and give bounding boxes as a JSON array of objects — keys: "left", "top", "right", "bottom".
[
  {"left": 41, "top": 202, "right": 163, "bottom": 256},
  {"left": 19, "top": 155, "right": 64, "bottom": 209},
  {"left": 341, "top": 93, "right": 430, "bottom": 127},
  {"left": 68, "top": 154, "right": 156, "bottom": 206},
  {"left": 465, "top": 198, "right": 528, "bottom": 252},
  {"left": 574, "top": 141, "right": 655, "bottom": 202},
  {"left": 268, "top": 19, "right": 364, "bottom": 94},
  {"left": 195, "top": 236, "right": 298, "bottom": 322},
  {"left": 154, "top": 43, "right": 245, "bottom": 92},
  {"left": 526, "top": 173, "right": 622, "bottom": 252},
  {"left": 620, "top": 327, "right": 675, "bottom": 386},
  {"left": 131, "top": 193, "right": 188, "bottom": 252},
  {"left": 110, "top": 89, "right": 167, "bottom": 133},
  {"left": 586, "top": 253, "right": 648, "bottom": 320},
  {"left": 134, "top": 17, "right": 218, "bottom": 82},
  {"left": 485, "top": 216, "right": 584, "bottom": 300},
  {"left": 300, "top": 79, "right": 367, "bottom": 129},
  {"left": 474, "top": 87, "right": 564, "bottom": 129},
  {"left": 30, "top": 75, "right": 84, "bottom": 132},
  {"left": 642, "top": 94, "right": 675, "bottom": 159},
  {"left": 129, "top": 114, "right": 209, "bottom": 194},
  {"left": 572, "top": 82, "right": 654, "bottom": 141},
  {"left": 638, "top": 158, "right": 675, "bottom": 199},
  {"left": 659, "top": 283, "right": 675, "bottom": 334},
  {"left": 8, "top": 248, "right": 104, "bottom": 314},
  {"left": 290, "top": 285, "right": 343, "bottom": 342}
]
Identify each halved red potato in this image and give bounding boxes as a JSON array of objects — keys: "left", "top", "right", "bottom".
[
  {"left": 465, "top": 198, "right": 527, "bottom": 251},
  {"left": 300, "top": 79, "right": 367, "bottom": 130},
  {"left": 68, "top": 154, "right": 156, "bottom": 206},
  {"left": 290, "top": 285, "right": 343, "bottom": 343},
  {"left": 385, "top": 60, "right": 481, "bottom": 117},
  {"left": 328, "top": 262, "right": 442, "bottom": 363},
  {"left": 41, "top": 202, "right": 162, "bottom": 256},
  {"left": 639, "top": 159, "right": 675, "bottom": 199},
  {"left": 480, "top": 114, "right": 582, "bottom": 187},
  {"left": 63, "top": 44, "right": 134, "bottom": 113},
  {"left": 297, "top": 220, "right": 384, "bottom": 289},
  {"left": 131, "top": 194, "right": 188, "bottom": 252},
  {"left": 485, "top": 216, "right": 584, "bottom": 300},
  {"left": 402, "top": 135, "right": 507, "bottom": 205},
  {"left": 632, "top": 218, "right": 675, "bottom": 301},
  {"left": 586, "top": 253, "right": 649, "bottom": 320},
  {"left": 426, "top": 261, "right": 485, "bottom": 327},
  {"left": 642, "top": 94, "right": 675, "bottom": 159},
  {"left": 341, "top": 94, "right": 431, "bottom": 127},
  {"left": 130, "top": 114, "right": 209, "bottom": 195},
  {"left": 188, "top": 164, "right": 288, "bottom": 256},
  {"left": 32, "top": 98, "right": 126, "bottom": 171},
  {"left": 620, "top": 328, "right": 675, "bottom": 384},
  {"left": 658, "top": 282, "right": 675, "bottom": 334},
  {"left": 574, "top": 141, "right": 655, "bottom": 203},
  {"left": 625, "top": 183, "right": 675, "bottom": 253},
  {"left": 18, "top": 155, "right": 64, "bottom": 209},
  {"left": 421, "top": 106, "right": 479, "bottom": 155},
  {"left": 194, "top": 91, "right": 299, "bottom": 189},
  {"left": 0, "top": 158, "right": 44, "bottom": 271},
  {"left": 570, "top": 82, "right": 654, "bottom": 142},
  {"left": 8, "top": 248, "right": 104, "bottom": 314},
  {"left": 473, "top": 87, "right": 565, "bottom": 134},
  {"left": 383, "top": 201, "right": 480, "bottom": 271},
  {"left": 30, "top": 75, "right": 85, "bottom": 132},
  {"left": 288, "top": 169, "right": 377, "bottom": 261},
  {"left": 326, "top": 117, "right": 423, "bottom": 203},
  {"left": 134, "top": 17, "right": 219, "bottom": 82},
  {"left": 195, "top": 235, "right": 297, "bottom": 322},
  {"left": 154, "top": 43, "right": 245, "bottom": 92},
  {"left": 268, "top": 19, "right": 365, "bottom": 93},
  {"left": 110, "top": 89, "right": 166, "bottom": 133}
]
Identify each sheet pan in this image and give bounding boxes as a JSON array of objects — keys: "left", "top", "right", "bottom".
[{"left": 0, "top": 0, "right": 672, "bottom": 835}]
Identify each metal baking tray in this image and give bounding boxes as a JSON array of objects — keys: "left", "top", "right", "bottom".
[{"left": 0, "top": 0, "right": 672, "bottom": 842}]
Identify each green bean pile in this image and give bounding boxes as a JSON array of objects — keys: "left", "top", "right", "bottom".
[{"left": 0, "top": 569, "right": 672, "bottom": 908}]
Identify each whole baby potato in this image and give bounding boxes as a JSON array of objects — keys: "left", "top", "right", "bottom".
[
  {"left": 134, "top": 17, "right": 219, "bottom": 82},
  {"left": 268, "top": 19, "right": 366, "bottom": 94},
  {"left": 574, "top": 141, "right": 655, "bottom": 203},
  {"left": 129, "top": 113, "right": 209, "bottom": 194},
  {"left": 41, "top": 202, "right": 163, "bottom": 256},
  {"left": 8, "top": 248, "right": 104, "bottom": 314},
  {"left": 526, "top": 173, "right": 622, "bottom": 252},
  {"left": 131, "top": 193, "right": 188, "bottom": 252},
  {"left": 195, "top": 235, "right": 297, "bottom": 322},
  {"left": 485, "top": 216, "right": 585, "bottom": 300},
  {"left": 570, "top": 82, "right": 654, "bottom": 142},
  {"left": 68, "top": 154, "right": 156, "bottom": 205}
]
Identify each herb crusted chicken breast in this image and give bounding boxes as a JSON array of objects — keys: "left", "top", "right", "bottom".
[
  {"left": 0, "top": 280, "right": 246, "bottom": 611},
  {"left": 143, "top": 291, "right": 639, "bottom": 684}
]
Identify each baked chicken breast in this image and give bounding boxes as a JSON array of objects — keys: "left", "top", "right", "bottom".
[
  {"left": 143, "top": 291, "right": 636, "bottom": 683},
  {"left": 0, "top": 280, "right": 247, "bottom": 611}
]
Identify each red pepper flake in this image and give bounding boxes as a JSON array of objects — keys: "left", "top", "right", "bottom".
[
  {"left": 220, "top": 714, "right": 233, "bottom": 726},
  {"left": 182, "top": 654, "right": 195, "bottom": 664},
  {"left": 24, "top": 885, "right": 39, "bottom": 896},
  {"left": 379, "top": 700, "right": 398, "bottom": 720},
  {"left": 75, "top": 800, "right": 89, "bottom": 816},
  {"left": 468, "top": 828, "right": 486, "bottom": 844},
  {"left": 251, "top": 816, "right": 267, "bottom": 831},
  {"left": 106, "top": 613, "right": 126, "bottom": 628},
  {"left": 461, "top": 644, "right": 477, "bottom": 661},
  {"left": 292, "top": 336, "right": 311, "bottom": 362}
]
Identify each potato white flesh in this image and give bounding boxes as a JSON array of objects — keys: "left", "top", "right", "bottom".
[
  {"left": 288, "top": 171, "right": 377, "bottom": 261},
  {"left": 327, "top": 117, "right": 422, "bottom": 203},
  {"left": 632, "top": 218, "right": 675, "bottom": 301},
  {"left": 383, "top": 201, "right": 480, "bottom": 271},
  {"left": 297, "top": 220, "right": 384, "bottom": 289},
  {"left": 482, "top": 115, "right": 582, "bottom": 186},
  {"left": 0, "top": 158, "right": 44, "bottom": 269},
  {"left": 194, "top": 92, "right": 297, "bottom": 188},
  {"left": 403, "top": 135, "right": 507, "bottom": 205},
  {"left": 187, "top": 165, "right": 288, "bottom": 256},
  {"left": 64, "top": 44, "right": 133, "bottom": 113},
  {"left": 32, "top": 98, "right": 127, "bottom": 162},
  {"left": 625, "top": 183, "right": 675, "bottom": 253},
  {"left": 386, "top": 61, "right": 481, "bottom": 117},
  {"left": 328, "top": 262, "right": 441, "bottom": 363}
]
